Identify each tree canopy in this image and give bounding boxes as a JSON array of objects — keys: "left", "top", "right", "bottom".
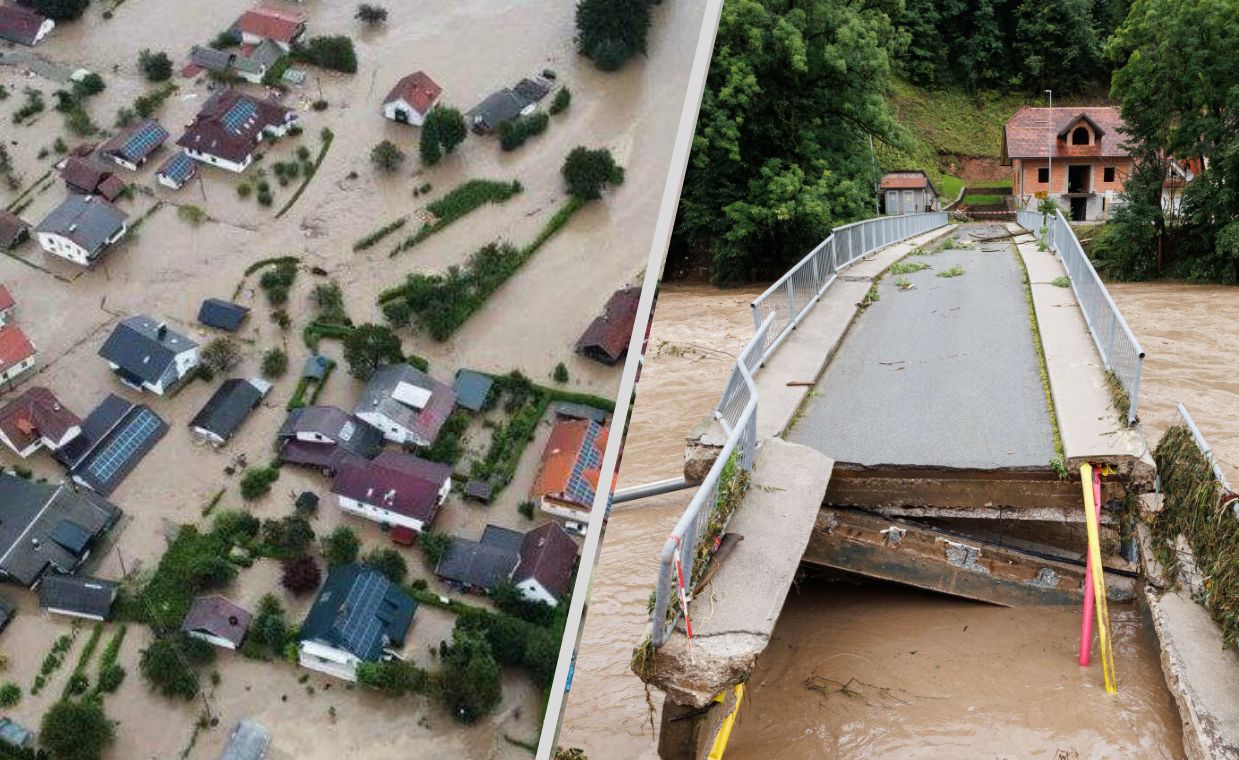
[{"left": 39, "top": 699, "right": 114, "bottom": 760}]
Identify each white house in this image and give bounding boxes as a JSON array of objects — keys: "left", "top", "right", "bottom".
[
  {"left": 34, "top": 195, "right": 128, "bottom": 267},
  {"left": 0, "top": 5, "right": 54, "bottom": 47},
  {"left": 0, "top": 325, "right": 37, "bottom": 387},
  {"left": 297, "top": 565, "right": 415, "bottom": 681},
  {"left": 177, "top": 89, "right": 298, "bottom": 174},
  {"left": 381, "top": 72, "right": 442, "bottom": 127},
  {"left": 512, "top": 522, "right": 578, "bottom": 607},
  {"left": 97, "top": 316, "right": 199, "bottom": 396},
  {"left": 354, "top": 364, "right": 456, "bottom": 447},
  {"left": 331, "top": 451, "right": 452, "bottom": 534}
]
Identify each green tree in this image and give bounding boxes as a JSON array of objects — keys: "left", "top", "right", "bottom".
[
  {"left": 363, "top": 547, "right": 408, "bottom": 584},
  {"left": 576, "top": 0, "right": 653, "bottom": 71},
  {"left": 437, "top": 629, "right": 502, "bottom": 723},
  {"left": 322, "top": 526, "right": 361, "bottom": 565},
  {"left": 671, "top": 0, "right": 906, "bottom": 284},
  {"left": 342, "top": 323, "right": 403, "bottom": 379},
  {"left": 18, "top": 0, "right": 89, "bottom": 22},
  {"left": 138, "top": 49, "right": 173, "bottom": 82},
  {"left": 39, "top": 699, "right": 115, "bottom": 760},
  {"left": 419, "top": 531, "right": 452, "bottom": 566},
  {"left": 138, "top": 635, "right": 214, "bottom": 701},
  {"left": 293, "top": 36, "right": 358, "bottom": 74},
  {"left": 561, "top": 147, "right": 624, "bottom": 200},
  {"left": 262, "top": 347, "right": 288, "bottom": 378},
  {"left": 355, "top": 3, "right": 388, "bottom": 25},
  {"left": 1013, "top": 0, "right": 1104, "bottom": 93},
  {"left": 281, "top": 554, "right": 322, "bottom": 594},
  {"left": 370, "top": 139, "right": 405, "bottom": 172},
  {"left": 419, "top": 107, "right": 467, "bottom": 166}
]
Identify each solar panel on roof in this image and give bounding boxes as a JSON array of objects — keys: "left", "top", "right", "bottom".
[
  {"left": 335, "top": 572, "right": 387, "bottom": 655},
  {"left": 160, "top": 152, "right": 195, "bottom": 183},
  {"left": 84, "top": 408, "right": 160, "bottom": 485},
  {"left": 566, "top": 423, "right": 602, "bottom": 503},
  {"left": 120, "top": 122, "right": 168, "bottom": 161},
  {"left": 222, "top": 100, "right": 258, "bottom": 134}
]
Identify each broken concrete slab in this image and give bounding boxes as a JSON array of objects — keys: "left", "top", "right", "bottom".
[
  {"left": 641, "top": 437, "right": 833, "bottom": 709},
  {"left": 1146, "top": 586, "right": 1239, "bottom": 759}
]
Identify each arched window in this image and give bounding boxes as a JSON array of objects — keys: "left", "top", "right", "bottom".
[{"left": 1071, "top": 127, "right": 1090, "bottom": 145}]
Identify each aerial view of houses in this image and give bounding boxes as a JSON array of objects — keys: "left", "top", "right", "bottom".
[{"left": 0, "top": 0, "right": 707, "bottom": 757}]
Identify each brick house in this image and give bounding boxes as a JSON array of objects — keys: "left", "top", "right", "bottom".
[{"left": 1002, "top": 106, "right": 1132, "bottom": 221}]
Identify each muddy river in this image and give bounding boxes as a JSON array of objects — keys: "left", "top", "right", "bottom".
[{"left": 558, "top": 279, "right": 1239, "bottom": 758}]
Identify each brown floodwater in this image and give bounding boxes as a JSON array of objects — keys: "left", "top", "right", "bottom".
[{"left": 557, "top": 279, "right": 1239, "bottom": 758}]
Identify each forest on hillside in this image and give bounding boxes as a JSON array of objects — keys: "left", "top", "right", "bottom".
[{"left": 670, "top": 0, "right": 1238, "bottom": 285}]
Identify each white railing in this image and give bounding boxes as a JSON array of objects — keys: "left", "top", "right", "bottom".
[
  {"left": 1016, "top": 209, "right": 1145, "bottom": 424},
  {"left": 750, "top": 212, "right": 948, "bottom": 363}
]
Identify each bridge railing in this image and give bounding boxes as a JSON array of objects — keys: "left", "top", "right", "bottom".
[
  {"left": 1016, "top": 208, "right": 1145, "bottom": 424},
  {"left": 750, "top": 211, "right": 948, "bottom": 363},
  {"left": 650, "top": 314, "right": 769, "bottom": 647}
]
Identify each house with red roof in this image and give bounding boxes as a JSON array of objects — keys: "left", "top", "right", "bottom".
[
  {"left": 381, "top": 72, "right": 442, "bottom": 127},
  {"left": 879, "top": 171, "right": 939, "bottom": 215},
  {"left": 59, "top": 156, "right": 127, "bottom": 202},
  {"left": 0, "top": 386, "right": 81, "bottom": 458},
  {"left": 0, "top": 212, "right": 29, "bottom": 252},
  {"left": 513, "top": 522, "right": 578, "bottom": 606},
  {"left": 0, "top": 283, "right": 14, "bottom": 327},
  {"left": 1002, "top": 106, "right": 1132, "bottom": 222},
  {"left": 177, "top": 89, "right": 298, "bottom": 173},
  {"left": 0, "top": 325, "right": 36, "bottom": 387},
  {"left": 532, "top": 416, "right": 609, "bottom": 527},
  {"left": 234, "top": 5, "right": 306, "bottom": 51},
  {"left": 576, "top": 286, "right": 640, "bottom": 366},
  {"left": 331, "top": 450, "right": 452, "bottom": 534},
  {"left": 0, "top": 4, "right": 54, "bottom": 47}
]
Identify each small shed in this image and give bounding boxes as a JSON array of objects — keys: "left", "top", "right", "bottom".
[
  {"left": 38, "top": 574, "right": 118, "bottom": 621},
  {"left": 575, "top": 286, "right": 641, "bottom": 366},
  {"left": 294, "top": 491, "right": 319, "bottom": 513},
  {"left": 0, "top": 211, "right": 29, "bottom": 251},
  {"left": 453, "top": 369, "right": 494, "bottom": 412},
  {"left": 463, "top": 479, "right": 492, "bottom": 503},
  {"left": 198, "top": 298, "right": 250, "bottom": 332},
  {"left": 880, "top": 170, "right": 939, "bottom": 215},
  {"left": 303, "top": 354, "right": 331, "bottom": 380},
  {"left": 189, "top": 378, "right": 270, "bottom": 445}
]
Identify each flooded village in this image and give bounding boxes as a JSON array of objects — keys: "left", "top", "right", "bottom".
[{"left": 0, "top": 0, "right": 707, "bottom": 757}]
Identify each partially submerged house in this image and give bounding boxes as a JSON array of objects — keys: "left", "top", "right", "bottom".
[
  {"left": 532, "top": 416, "right": 608, "bottom": 527},
  {"left": 879, "top": 171, "right": 939, "bottom": 215},
  {"left": 197, "top": 298, "right": 250, "bottom": 332},
  {"left": 381, "top": 71, "right": 442, "bottom": 126},
  {"left": 354, "top": 364, "right": 456, "bottom": 447},
  {"left": 98, "top": 315, "right": 199, "bottom": 396},
  {"left": 59, "top": 156, "right": 127, "bottom": 201},
  {"left": 34, "top": 195, "right": 128, "bottom": 266},
  {"left": 0, "top": 4, "right": 53, "bottom": 46},
  {"left": 156, "top": 151, "right": 198, "bottom": 190},
  {"left": 1162, "top": 157, "right": 1203, "bottom": 216},
  {"left": 0, "top": 212, "right": 29, "bottom": 251},
  {"left": 0, "top": 284, "right": 11, "bottom": 326},
  {"left": 298, "top": 564, "right": 416, "bottom": 681},
  {"left": 182, "top": 595, "right": 252, "bottom": 650},
  {"left": 0, "top": 386, "right": 81, "bottom": 458},
  {"left": 277, "top": 405, "right": 383, "bottom": 474},
  {"left": 177, "top": 89, "right": 298, "bottom": 173},
  {"left": 234, "top": 5, "right": 306, "bottom": 51},
  {"left": 0, "top": 325, "right": 36, "bottom": 387},
  {"left": 1002, "top": 106, "right": 1132, "bottom": 221},
  {"left": 220, "top": 719, "right": 271, "bottom": 760},
  {"left": 331, "top": 450, "right": 452, "bottom": 534},
  {"left": 98, "top": 120, "right": 169, "bottom": 171},
  {"left": 0, "top": 473, "right": 121, "bottom": 586},
  {"left": 435, "top": 521, "right": 577, "bottom": 605},
  {"left": 466, "top": 88, "right": 533, "bottom": 134},
  {"left": 55, "top": 394, "right": 168, "bottom": 495},
  {"left": 576, "top": 286, "right": 640, "bottom": 366},
  {"left": 38, "top": 574, "right": 117, "bottom": 621},
  {"left": 189, "top": 378, "right": 271, "bottom": 446}
]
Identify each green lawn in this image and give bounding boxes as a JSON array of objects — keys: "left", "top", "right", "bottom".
[
  {"left": 938, "top": 174, "right": 966, "bottom": 203},
  {"left": 962, "top": 194, "right": 1006, "bottom": 206}
]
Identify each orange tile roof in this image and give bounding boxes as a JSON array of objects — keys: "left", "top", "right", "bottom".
[
  {"left": 533, "top": 417, "right": 608, "bottom": 509},
  {"left": 0, "top": 325, "right": 35, "bottom": 372},
  {"left": 1004, "top": 106, "right": 1130, "bottom": 160}
]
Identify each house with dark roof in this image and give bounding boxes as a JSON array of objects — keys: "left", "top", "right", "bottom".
[
  {"left": 466, "top": 88, "right": 533, "bottom": 134},
  {"left": 190, "top": 378, "right": 271, "bottom": 446},
  {"left": 0, "top": 325, "right": 36, "bottom": 386},
  {"left": 879, "top": 170, "right": 939, "bottom": 215},
  {"left": 0, "top": 4, "right": 53, "bottom": 46},
  {"left": 234, "top": 5, "right": 306, "bottom": 51},
  {"left": 354, "top": 364, "right": 456, "bottom": 447},
  {"left": 55, "top": 394, "right": 168, "bottom": 495},
  {"left": 177, "top": 89, "right": 298, "bottom": 173},
  {"left": 59, "top": 156, "right": 127, "bottom": 201},
  {"left": 182, "top": 595, "right": 252, "bottom": 649},
  {"left": 156, "top": 150, "right": 198, "bottom": 190},
  {"left": 576, "top": 286, "right": 640, "bottom": 366},
  {"left": 234, "top": 38, "right": 285, "bottom": 84},
  {"left": 0, "top": 212, "right": 29, "bottom": 251},
  {"left": 38, "top": 574, "right": 117, "bottom": 621},
  {"left": 0, "top": 474, "right": 121, "bottom": 587},
  {"left": 35, "top": 195, "right": 128, "bottom": 266},
  {"left": 1002, "top": 106, "right": 1132, "bottom": 221},
  {"left": 99, "top": 120, "right": 169, "bottom": 171},
  {"left": 98, "top": 315, "right": 199, "bottom": 395},
  {"left": 197, "top": 298, "right": 250, "bottom": 332},
  {"left": 331, "top": 451, "right": 452, "bottom": 534},
  {"left": 532, "top": 416, "right": 608, "bottom": 525},
  {"left": 187, "top": 45, "right": 237, "bottom": 75},
  {"left": 0, "top": 387, "right": 81, "bottom": 458},
  {"left": 381, "top": 71, "right": 442, "bottom": 126},
  {"left": 298, "top": 564, "right": 415, "bottom": 681},
  {"left": 277, "top": 405, "right": 383, "bottom": 474},
  {"left": 513, "top": 521, "right": 578, "bottom": 606}
]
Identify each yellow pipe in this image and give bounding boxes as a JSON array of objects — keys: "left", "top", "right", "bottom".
[
  {"left": 1080, "top": 463, "right": 1117, "bottom": 694},
  {"left": 707, "top": 684, "right": 746, "bottom": 760}
]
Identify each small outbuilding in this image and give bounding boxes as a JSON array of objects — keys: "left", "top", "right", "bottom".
[
  {"left": 198, "top": 298, "right": 251, "bottom": 332},
  {"left": 99, "top": 119, "right": 170, "bottom": 171},
  {"left": 453, "top": 369, "right": 494, "bottom": 412},
  {"left": 576, "top": 286, "right": 641, "bottom": 365},
  {"left": 157, "top": 150, "right": 198, "bottom": 190},
  {"left": 189, "top": 378, "right": 271, "bottom": 445},
  {"left": 879, "top": 170, "right": 939, "bottom": 215},
  {"left": 182, "top": 595, "right": 253, "bottom": 649},
  {"left": 0, "top": 211, "right": 29, "bottom": 251},
  {"left": 38, "top": 574, "right": 118, "bottom": 621}
]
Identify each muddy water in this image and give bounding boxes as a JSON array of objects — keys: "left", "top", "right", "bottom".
[{"left": 560, "top": 282, "right": 1190, "bottom": 759}]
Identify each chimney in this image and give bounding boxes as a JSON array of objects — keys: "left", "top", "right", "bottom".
[
  {"left": 156, "top": 322, "right": 168, "bottom": 340},
  {"left": 228, "top": 615, "right": 239, "bottom": 626}
]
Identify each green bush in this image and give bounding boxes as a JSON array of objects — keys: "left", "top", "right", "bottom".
[
  {"left": 39, "top": 699, "right": 114, "bottom": 760},
  {"left": 139, "top": 634, "right": 214, "bottom": 700},
  {"left": 497, "top": 112, "right": 549, "bottom": 151},
  {"left": 419, "top": 106, "right": 467, "bottom": 165},
  {"left": 260, "top": 515, "right": 315, "bottom": 557},
  {"left": 562, "top": 146, "right": 624, "bottom": 200},
  {"left": 419, "top": 532, "right": 452, "bottom": 567},
  {"left": 356, "top": 659, "right": 427, "bottom": 696},
  {"left": 437, "top": 628, "right": 502, "bottom": 723},
  {"left": 0, "top": 682, "right": 20, "bottom": 707},
  {"left": 97, "top": 663, "right": 125, "bottom": 694},
  {"left": 518, "top": 500, "right": 535, "bottom": 520},
  {"left": 292, "top": 36, "right": 358, "bottom": 74},
  {"left": 138, "top": 49, "right": 173, "bottom": 82},
  {"left": 240, "top": 466, "right": 279, "bottom": 500},
  {"left": 322, "top": 526, "right": 361, "bottom": 566},
  {"left": 576, "top": 0, "right": 652, "bottom": 71},
  {"left": 549, "top": 87, "right": 571, "bottom": 115},
  {"left": 363, "top": 547, "right": 408, "bottom": 584},
  {"left": 342, "top": 323, "right": 403, "bottom": 380},
  {"left": 391, "top": 179, "right": 522, "bottom": 255},
  {"left": 259, "top": 260, "right": 297, "bottom": 305},
  {"left": 370, "top": 140, "right": 405, "bottom": 172},
  {"left": 552, "top": 362, "right": 569, "bottom": 383},
  {"left": 262, "top": 347, "right": 288, "bottom": 378}
]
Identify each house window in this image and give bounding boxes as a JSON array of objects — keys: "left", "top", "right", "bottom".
[
  {"left": 1104, "top": 167, "right": 1115, "bottom": 182},
  {"left": 1072, "top": 127, "right": 1090, "bottom": 145},
  {"left": 1037, "top": 167, "right": 1050, "bottom": 183}
]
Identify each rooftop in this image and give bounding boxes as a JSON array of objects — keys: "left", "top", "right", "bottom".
[
  {"left": 299, "top": 564, "right": 416, "bottom": 662},
  {"left": 36, "top": 195, "right": 128, "bottom": 258},
  {"left": 532, "top": 416, "right": 608, "bottom": 510},
  {"left": 0, "top": 386, "right": 80, "bottom": 453},
  {"left": 1003, "top": 106, "right": 1130, "bottom": 161},
  {"left": 0, "top": 325, "right": 35, "bottom": 375},
  {"left": 0, "top": 474, "right": 121, "bottom": 586},
  {"left": 383, "top": 71, "right": 442, "bottom": 114}
]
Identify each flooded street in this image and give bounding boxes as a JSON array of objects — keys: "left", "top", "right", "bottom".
[{"left": 560, "top": 280, "right": 1208, "bottom": 759}]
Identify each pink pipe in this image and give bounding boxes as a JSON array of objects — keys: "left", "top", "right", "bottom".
[{"left": 1078, "top": 470, "right": 1103, "bottom": 666}]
